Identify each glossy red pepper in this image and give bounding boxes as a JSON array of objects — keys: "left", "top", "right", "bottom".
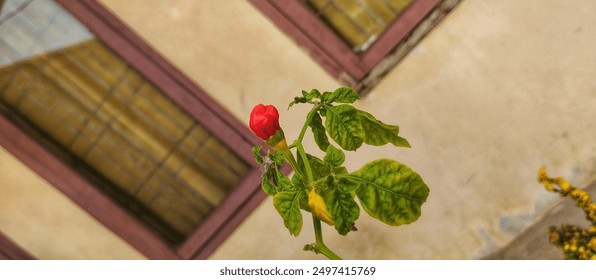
[{"left": 249, "top": 104, "right": 281, "bottom": 141}]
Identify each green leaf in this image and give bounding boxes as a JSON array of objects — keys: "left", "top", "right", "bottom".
[
  {"left": 322, "top": 188, "right": 360, "bottom": 235},
  {"left": 289, "top": 89, "right": 322, "bottom": 108},
  {"left": 322, "top": 87, "right": 359, "bottom": 104},
  {"left": 261, "top": 173, "right": 277, "bottom": 196},
  {"left": 272, "top": 167, "right": 293, "bottom": 192},
  {"left": 269, "top": 150, "right": 286, "bottom": 166},
  {"left": 304, "top": 89, "right": 322, "bottom": 100},
  {"left": 253, "top": 146, "right": 263, "bottom": 164},
  {"left": 290, "top": 174, "right": 310, "bottom": 211},
  {"left": 309, "top": 112, "right": 330, "bottom": 152},
  {"left": 358, "top": 110, "right": 411, "bottom": 148},
  {"left": 273, "top": 191, "right": 303, "bottom": 236},
  {"left": 324, "top": 104, "right": 364, "bottom": 151},
  {"left": 291, "top": 172, "right": 305, "bottom": 189},
  {"left": 312, "top": 175, "right": 334, "bottom": 193},
  {"left": 349, "top": 159, "right": 429, "bottom": 226},
  {"left": 299, "top": 189, "right": 311, "bottom": 212},
  {"left": 321, "top": 91, "right": 332, "bottom": 102},
  {"left": 323, "top": 145, "right": 345, "bottom": 167},
  {"left": 288, "top": 96, "right": 307, "bottom": 108},
  {"left": 334, "top": 166, "right": 348, "bottom": 175},
  {"left": 337, "top": 175, "right": 360, "bottom": 192},
  {"left": 298, "top": 153, "right": 331, "bottom": 181}
]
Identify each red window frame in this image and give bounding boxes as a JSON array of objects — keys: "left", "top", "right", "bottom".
[
  {"left": 0, "top": 0, "right": 285, "bottom": 259},
  {"left": 0, "top": 231, "right": 35, "bottom": 260},
  {"left": 249, "top": 0, "right": 456, "bottom": 93}
]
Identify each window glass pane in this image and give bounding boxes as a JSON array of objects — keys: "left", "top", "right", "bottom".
[
  {"left": 305, "top": 0, "right": 414, "bottom": 52},
  {"left": 0, "top": 0, "right": 250, "bottom": 244}
]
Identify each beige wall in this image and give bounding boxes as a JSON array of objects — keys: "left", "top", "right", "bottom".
[
  {"left": 1, "top": 0, "right": 595, "bottom": 259},
  {"left": 100, "top": 0, "right": 596, "bottom": 259},
  {"left": 0, "top": 146, "right": 144, "bottom": 259}
]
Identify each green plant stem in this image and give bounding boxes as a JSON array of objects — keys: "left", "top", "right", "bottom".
[
  {"left": 285, "top": 104, "right": 321, "bottom": 180},
  {"left": 293, "top": 104, "right": 322, "bottom": 183},
  {"left": 282, "top": 149, "right": 301, "bottom": 178},
  {"left": 298, "top": 104, "right": 322, "bottom": 143},
  {"left": 312, "top": 217, "right": 342, "bottom": 260},
  {"left": 294, "top": 139, "right": 313, "bottom": 183},
  {"left": 294, "top": 103, "right": 341, "bottom": 260}
]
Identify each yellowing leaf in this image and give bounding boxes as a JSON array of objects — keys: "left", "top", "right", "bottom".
[
  {"left": 324, "top": 105, "right": 364, "bottom": 151},
  {"left": 273, "top": 191, "right": 303, "bottom": 236},
  {"left": 349, "top": 159, "right": 429, "bottom": 226},
  {"left": 308, "top": 189, "right": 335, "bottom": 226},
  {"left": 358, "top": 110, "right": 410, "bottom": 148}
]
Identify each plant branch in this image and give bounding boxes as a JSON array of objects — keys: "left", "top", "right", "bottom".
[
  {"left": 293, "top": 104, "right": 322, "bottom": 184},
  {"left": 311, "top": 217, "right": 342, "bottom": 260},
  {"left": 294, "top": 139, "right": 313, "bottom": 184},
  {"left": 282, "top": 148, "right": 301, "bottom": 178},
  {"left": 297, "top": 104, "right": 322, "bottom": 143},
  {"left": 296, "top": 104, "right": 341, "bottom": 259}
]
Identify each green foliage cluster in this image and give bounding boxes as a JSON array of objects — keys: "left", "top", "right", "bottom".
[{"left": 253, "top": 87, "right": 429, "bottom": 259}]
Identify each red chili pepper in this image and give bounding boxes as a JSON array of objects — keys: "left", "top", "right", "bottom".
[{"left": 249, "top": 104, "right": 281, "bottom": 141}]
